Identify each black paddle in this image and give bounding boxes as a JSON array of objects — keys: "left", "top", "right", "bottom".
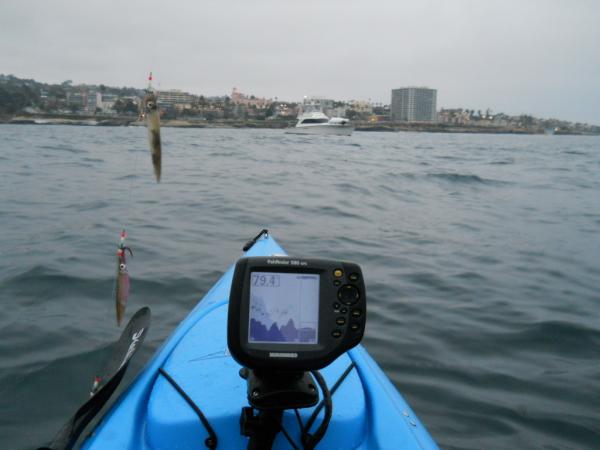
[{"left": 38, "top": 306, "right": 151, "bottom": 450}]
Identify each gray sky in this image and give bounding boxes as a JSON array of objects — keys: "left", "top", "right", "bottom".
[{"left": 1, "top": 0, "right": 599, "bottom": 123}]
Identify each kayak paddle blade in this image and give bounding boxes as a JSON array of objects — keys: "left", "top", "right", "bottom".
[{"left": 38, "top": 306, "right": 151, "bottom": 450}]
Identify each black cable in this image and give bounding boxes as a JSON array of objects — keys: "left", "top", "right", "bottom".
[
  {"left": 294, "top": 409, "right": 304, "bottom": 431},
  {"left": 158, "top": 368, "right": 217, "bottom": 449},
  {"left": 301, "top": 370, "right": 332, "bottom": 450},
  {"left": 303, "top": 362, "right": 355, "bottom": 434},
  {"left": 277, "top": 419, "right": 300, "bottom": 450}
]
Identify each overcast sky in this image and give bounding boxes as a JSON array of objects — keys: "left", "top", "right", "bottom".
[{"left": 1, "top": 0, "right": 598, "bottom": 123}]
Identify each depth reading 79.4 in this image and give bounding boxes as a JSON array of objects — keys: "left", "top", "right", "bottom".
[{"left": 251, "top": 273, "right": 280, "bottom": 288}]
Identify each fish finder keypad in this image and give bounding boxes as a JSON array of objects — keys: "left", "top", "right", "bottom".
[{"left": 331, "top": 269, "right": 365, "bottom": 341}]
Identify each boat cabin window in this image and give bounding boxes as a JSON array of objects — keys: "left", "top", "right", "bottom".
[{"left": 300, "top": 118, "right": 329, "bottom": 124}]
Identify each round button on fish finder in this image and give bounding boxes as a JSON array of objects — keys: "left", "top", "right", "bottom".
[
  {"left": 227, "top": 257, "right": 367, "bottom": 371},
  {"left": 338, "top": 285, "right": 359, "bottom": 306}
]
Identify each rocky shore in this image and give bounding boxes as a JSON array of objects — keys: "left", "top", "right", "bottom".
[{"left": 2, "top": 114, "right": 598, "bottom": 135}]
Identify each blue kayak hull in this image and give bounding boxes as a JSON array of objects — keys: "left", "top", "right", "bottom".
[{"left": 82, "top": 234, "right": 438, "bottom": 449}]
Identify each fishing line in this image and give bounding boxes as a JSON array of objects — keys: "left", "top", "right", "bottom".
[
  {"left": 125, "top": 142, "right": 141, "bottom": 220},
  {"left": 112, "top": 29, "right": 161, "bottom": 305},
  {"left": 108, "top": 107, "right": 144, "bottom": 324},
  {"left": 93, "top": 10, "right": 163, "bottom": 400},
  {"left": 109, "top": 172, "right": 136, "bottom": 322},
  {"left": 111, "top": 21, "right": 163, "bottom": 324}
]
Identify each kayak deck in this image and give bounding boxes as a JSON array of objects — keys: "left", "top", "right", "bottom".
[
  {"left": 149, "top": 303, "right": 366, "bottom": 449},
  {"left": 82, "top": 234, "right": 438, "bottom": 449}
]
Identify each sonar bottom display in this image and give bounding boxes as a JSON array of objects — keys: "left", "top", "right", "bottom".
[{"left": 248, "top": 272, "right": 319, "bottom": 345}]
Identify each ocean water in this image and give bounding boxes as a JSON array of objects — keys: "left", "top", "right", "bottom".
[{"left": 0, "top": 125, "right": 599, "bottom": 449}]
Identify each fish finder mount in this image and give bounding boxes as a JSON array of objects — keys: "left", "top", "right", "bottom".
[{"left": 227, "top": 256, "right": 366, "bottom": 449}]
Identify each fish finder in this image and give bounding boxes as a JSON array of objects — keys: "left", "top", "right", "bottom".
[
  {"left": 227, "top": 256, "right": 366, "bottom": 372},
  {"left": 228, "top": 256, "right": 366, "bottom": 448}
]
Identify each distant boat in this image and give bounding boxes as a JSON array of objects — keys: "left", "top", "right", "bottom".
[{"left": 286, "top": 110, "right": 354, "bottom": 136}]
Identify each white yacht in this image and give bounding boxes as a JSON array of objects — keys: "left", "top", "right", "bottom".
[{"left": 286, "top": 99, "right": 354, "bottom": 136}]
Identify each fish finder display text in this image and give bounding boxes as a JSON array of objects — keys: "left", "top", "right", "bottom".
[{"left": 251, "top": 274, "right": 280, "bottom": 288}]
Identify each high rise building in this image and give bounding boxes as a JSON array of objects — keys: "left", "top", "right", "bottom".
[{"left": 390, "top": 87, "right": 437, "bottom": 122}]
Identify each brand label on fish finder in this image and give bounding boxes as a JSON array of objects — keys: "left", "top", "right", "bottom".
[
  {"left": 266, "top": 258, "right": 309, "bottom": 266},
  {"left": 227, "top": 257, "right": 366, "bottom": 371},
  {"left": 269, "top": 352, "right": 298, "bottom": 358}
]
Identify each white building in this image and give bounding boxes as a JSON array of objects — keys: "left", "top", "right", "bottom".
[
  {"left": 97, "top": 93, "right": 117, "bottom": 112},
  {"left": 302, "top": 97, "right": 335, "bottom": 113},
  {"left": 157, "top": 89, "right": 197, "bottom": 108},
  {"left": 349, "top": 100, "right": 373, "bottom": 114},
  {"left": 391, "top": 87, "right": 437, "bottom": 122}
]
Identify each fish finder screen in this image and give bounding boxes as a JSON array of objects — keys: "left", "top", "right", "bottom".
[{"left": 248, "top": 272, "right": 319, "bottom": 345}]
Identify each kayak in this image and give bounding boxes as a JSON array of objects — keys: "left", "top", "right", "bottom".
[{"left": 81, "top": 233, "right": 438, "bottom": 449}]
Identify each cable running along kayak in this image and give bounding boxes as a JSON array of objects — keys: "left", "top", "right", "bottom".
[{"left": 81, "top": 232, "right": 438, "bottom": 449}]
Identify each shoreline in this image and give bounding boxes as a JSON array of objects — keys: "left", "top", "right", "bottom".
[{"left": 1, "top": 114, "right": 598, "bottom": 136}]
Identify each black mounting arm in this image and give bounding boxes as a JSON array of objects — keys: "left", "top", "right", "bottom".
[{"left": 239, "top": 368, "right": 320, "bottom": 450}]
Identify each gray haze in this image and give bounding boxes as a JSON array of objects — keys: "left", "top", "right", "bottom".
[{"left": 1, "top": 0, "right": 599, "bottom": 123}]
